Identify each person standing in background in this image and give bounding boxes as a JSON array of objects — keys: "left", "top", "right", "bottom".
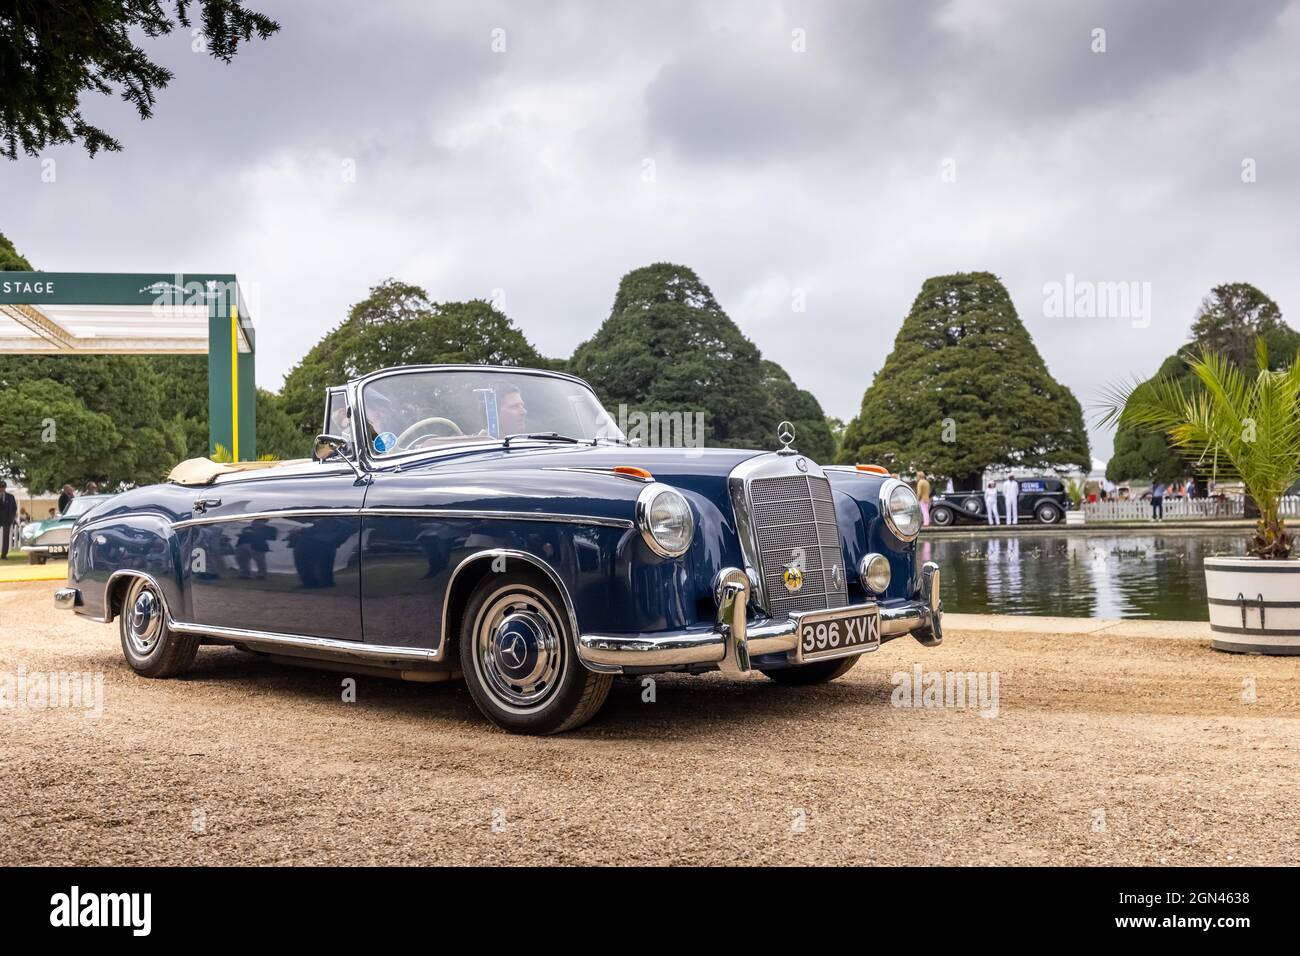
[
  {"left": 1186, "top": 476, "right": 1197, "bottom": 500},
  {"left": 1001, "top": 475, "right": 1020, "bottom": 525},
  {"left": 0, "top": 481, "right": 16, "bottom": 558},
  {"left": 915, "top": 471, "right": 932, "bottom": 527},
  {"left": 984, "top": 480, "right": 1000, "bottom": 525},
  {"left": 84, "top": 480, "right": 99, "bottom": 495},
  {"left": 1151, "top": 480, "right": 1166, "bottom": 521},
  {"left": 57, "top": 483, "right": 75, "bottom": 514}
]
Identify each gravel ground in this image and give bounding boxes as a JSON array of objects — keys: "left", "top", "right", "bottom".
[{"left": 2, "top": 581, "right": 1298, "bottom": 866}]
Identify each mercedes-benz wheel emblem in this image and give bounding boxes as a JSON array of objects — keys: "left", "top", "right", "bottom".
[
  {"left": 501, "top": 633, "right": 526, "bottom": 667},
  {"left": 777, "top": 420, "right": 796, "bottom": 450}
]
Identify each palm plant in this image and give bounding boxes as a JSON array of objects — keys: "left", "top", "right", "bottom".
[
  {"left": 1064, "top": 478, "right": 1086, "bottom": 508},
  {"left": 1099, "top": 339, "right": 1300, "bottom": 559}
]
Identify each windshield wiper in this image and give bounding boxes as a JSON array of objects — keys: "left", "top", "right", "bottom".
[{"left": 501, "top": 432, "right": 584, "bottom": 448}]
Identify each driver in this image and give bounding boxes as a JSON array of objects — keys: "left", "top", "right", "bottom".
[{"left": 498, "top": 385, "right": 527, "bottom": 435}]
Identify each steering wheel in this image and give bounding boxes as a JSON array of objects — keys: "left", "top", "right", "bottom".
[{"left": 394, "top": 416, "right": 464, "bottom": 450}]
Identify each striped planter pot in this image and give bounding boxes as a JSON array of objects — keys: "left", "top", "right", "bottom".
[{"left": 1204, "top": 556, "right": 1300, "bottom": 655}]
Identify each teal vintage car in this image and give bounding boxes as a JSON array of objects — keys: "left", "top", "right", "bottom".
[{"left": 22, "top": 495, "right": 112, "bottom": 564}]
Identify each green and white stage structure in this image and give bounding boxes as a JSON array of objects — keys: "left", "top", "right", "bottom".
[{"left": 0, "top": 272, "right": 256, "bottom": 459}]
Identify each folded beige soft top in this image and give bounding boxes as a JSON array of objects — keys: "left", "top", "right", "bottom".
[{"left": 167, "top": 457, "right": 310, "bottom": 486}]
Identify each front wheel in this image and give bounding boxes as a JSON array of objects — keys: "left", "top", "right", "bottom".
[
  {"left": 119, "top": 576, "right": 199, "bottom": 678},
  {"left": 760, "top": 654, "right": 860, "bottom": 685},
  {"left": 458, "top": 570, "right": 612, "bottom": 734},
  {"left": 931, "top": 505, "right": 955, "bottom": 526},
  {"left": 28, "top": 553, "right": 46, "bottom": 565}
]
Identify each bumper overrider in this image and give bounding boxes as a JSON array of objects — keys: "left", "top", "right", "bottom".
[{"left": 578, "top": 561, "right": 943, "bottom": 674}]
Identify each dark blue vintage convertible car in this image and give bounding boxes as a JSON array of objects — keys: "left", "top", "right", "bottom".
[{"left": 56, "top": 365, "right": 943, "bottom": 733}]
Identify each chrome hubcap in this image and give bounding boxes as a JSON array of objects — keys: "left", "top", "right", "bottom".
[
  {"left": 474, "top": 587, "right": 565, "bottom": 711},
  {"left": 126, "top": 585, "right": 163, "bottom": 656}
]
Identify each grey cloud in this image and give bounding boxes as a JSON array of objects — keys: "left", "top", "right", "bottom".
[{"left": 3, "top": 0, "right": 1299, "bottom": 464}]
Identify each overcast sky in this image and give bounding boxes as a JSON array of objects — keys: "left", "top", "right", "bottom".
[{"left": 5, "top": 0, "right": 1299, "bottom": 462}]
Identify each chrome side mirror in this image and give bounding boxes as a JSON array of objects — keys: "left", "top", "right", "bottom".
[
  {"left": 313, "top": 433, "right": 368, "bottom": 484},
  {"left": 313, "top": 433, "right": 350, "bottom": 463}
]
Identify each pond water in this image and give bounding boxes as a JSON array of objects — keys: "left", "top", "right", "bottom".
[{"left": 918, "top": 530, "right": 1249, "bottom": 620}]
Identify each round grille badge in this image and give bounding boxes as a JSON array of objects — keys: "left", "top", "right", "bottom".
[{"left": 795, "top": 457, "right": 808, "bottom": 472}]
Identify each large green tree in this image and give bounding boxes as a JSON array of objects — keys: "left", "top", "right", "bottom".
[
  {"left": 837, "top": 271, "right": 1090, "bottom": 487},
  {"left": 1107, "top": 283, "right": 1299, "bottom": 483},
  {"left": 0, "top": 1, "right": 278, "bottom": 159},
  {"left": 279, "top": 279, "right": 546, "bottom": 438},
  {"left": 0, "top": 229, "right": 30, "bottom": 269},
  {"left": 569, "top": 263, "right": 836, "bottom": 460},
  {"left": 0, "top": 354, "right": 188, "bottom": 491}
]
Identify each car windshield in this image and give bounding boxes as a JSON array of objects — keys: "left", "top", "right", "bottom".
[
  {"left": 359, "top": 369, "right": 625, "bottom": 457},
  {"left": 63, "top": 495, "right": 108, "bottom": 518}
]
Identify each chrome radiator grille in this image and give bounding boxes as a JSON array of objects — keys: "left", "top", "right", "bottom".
[{"left": 748, "top": 473, "right": 848, "bottom": 619}]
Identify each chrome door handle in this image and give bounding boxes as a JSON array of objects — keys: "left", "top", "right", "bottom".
[{"left": 193, "top": 498, "right": 222, "bottom": 514}]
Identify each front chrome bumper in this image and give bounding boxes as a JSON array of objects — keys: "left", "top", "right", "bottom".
[{"left": 579, "top": 561, "right": 943, "bottom": 674}]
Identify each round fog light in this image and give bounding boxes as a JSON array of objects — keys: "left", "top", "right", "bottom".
[{"left": 859, "top": 552, "right": 891, "bottom": 593}]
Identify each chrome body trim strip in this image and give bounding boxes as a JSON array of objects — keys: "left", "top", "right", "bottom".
[
  {"left": 170, "top": 507, "right": 633, "bottom": 531},
  {"left": 363, "top": 508, "right": 634, "bottom": 529},
  {"left": 169, "top": 619, "right": 442, "bottom": 667},
  {"left": 54, "top": 587, "right": 81, "bottom": 610},
  {"left": 171, "top": 508, "right": 360, "bottom": 529}
]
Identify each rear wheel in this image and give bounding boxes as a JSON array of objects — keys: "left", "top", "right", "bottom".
[
  {"left": 458, "top": 570, "right": 612, "bottom": 734},
  {"left": 119, "top": 576, "right": 199, "bottom": 678},
  {"left": 761, "top": 654, "right": 860, "bottom": 685},
  {"left": 1036, "top": 503, "right": 1062, "bottom": 524}
]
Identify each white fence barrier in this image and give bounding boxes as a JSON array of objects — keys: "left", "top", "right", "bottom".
[{"left": 1082, "top": 495, "right": 1300, "bottom": 521}]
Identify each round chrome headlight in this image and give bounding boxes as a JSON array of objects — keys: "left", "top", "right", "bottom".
[
  {"left": 858, "top": 552, "right": 892, "bottom": 593},
  {"left": 881, "top": 478, "right": 922, "bottom": 541},
  {"left": 21, "top": 524, "right": 39, "bottom": 541},
  {"left": 636, "top": 483, "right": 695, "bottom": 558}
]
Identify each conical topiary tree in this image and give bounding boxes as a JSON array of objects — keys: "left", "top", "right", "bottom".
[
  {"left": 836, "top": 271, "right": 1090, "bottom": 488},
  {"left": 569, "top": 262, "right": 835, "bottom": 460}
]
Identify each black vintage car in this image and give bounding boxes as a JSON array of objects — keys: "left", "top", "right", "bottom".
[{"left": 930, "top": 477, "right": 1070, "bottom": 526}]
